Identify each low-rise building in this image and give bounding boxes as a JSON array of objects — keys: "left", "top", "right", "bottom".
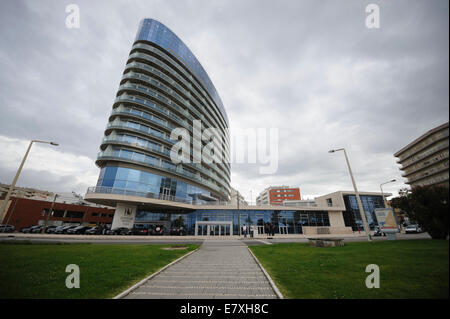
[
  {"left": 2, "top": 197, "right": 115, "bottom": 231},
  {"left": 256, "top": 186, "right": 301, "bottom": 205},
  {"left": 282, "top": 199, "right": 317, "bottom": 207},
  {"left": 230, "top": 187, "right": 248, "bottom": 206},
  {"left": 315, "top": 191, "right": 391, "bottom": 231}
]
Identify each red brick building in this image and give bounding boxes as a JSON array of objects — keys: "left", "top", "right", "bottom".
[
  {"left": 256, "top": 186, "right": 301, "bottom": 205},
  {"left": 2, "top": 197, "right": 114, "bottom": 231}
]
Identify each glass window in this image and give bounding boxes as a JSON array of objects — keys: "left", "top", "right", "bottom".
[
  {"left": 124, "top": 135, "right": 136, "bottom": 144},
  {"left": 132, "top": 152, "right": 146, "bottom": 163},
  {"left": 103, "top": 166, "right": 117, "bottom": 180},
  {"left": 145, "top": 155, "right": 159, "bottom": 166},
  {"left": 137, "top": 137, "right": 147, "bottom": 147},
  {"left": 120, "top": 149, "right": 133, "bottom": 159},
  {"left": 130, "top": 109, "right": 142, "bottom": 116},
  {"left": 127, "top": 121, "right": 140, "bottom": 130},
  {"left": 116, "top": 167, "right": 129, "bottom": 180}
]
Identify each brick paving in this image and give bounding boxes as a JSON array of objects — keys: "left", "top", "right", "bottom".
[{"left": 123, "top": 239, "right": 277, "bottom": 299}]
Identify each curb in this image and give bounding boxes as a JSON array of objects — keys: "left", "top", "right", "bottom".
[
  {"left": 247, "top": 247, "right": 284, "bottom": 299},
  {"left": 113, "top": 247, "right": 200, "bottom": 299}
]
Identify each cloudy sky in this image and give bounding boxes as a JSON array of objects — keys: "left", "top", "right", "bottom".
[{"left": 0, "top": 0, "right": 448, "bottom": 202}]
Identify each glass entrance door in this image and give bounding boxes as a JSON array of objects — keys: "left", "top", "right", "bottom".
[
  {"left": 161, "top": 187, "right": 171, "bottom": 200},
  {"left": 198, "top": 224, "right": 207, "bottom": 236},
  {"left": 196, "top": 222, "right": 233, "bottom": 236},
  {"left": 279, "top": 226, "right": 288, "bottom": 234}
]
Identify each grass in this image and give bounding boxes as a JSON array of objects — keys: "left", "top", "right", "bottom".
[
  {"left": 250, "top": 240, "right": 449, "bottom": 299},
  {"left": 0, "top": 243, "right": 198, "bottom": 299}
]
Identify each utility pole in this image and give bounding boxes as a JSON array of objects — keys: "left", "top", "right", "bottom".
[
  {"left": 41, "top": 194, "right": 58, "bottom": 233},
  {"left": 0, "top": 140, "right": 58, "bottom": 220},
  {"left": 380, "top": 179, "right": 396, "bottom": 207},
  {"left": 237, "top": 190, "right": 241, "bottom": 236},
  {"left": 329, "top": 148, "right": 372, "bottom": 241},
  {"left": 2, "top": 197, "right": 19, "bottom": 232}
]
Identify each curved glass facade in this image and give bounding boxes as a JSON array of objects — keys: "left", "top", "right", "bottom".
[
  {"left": 97, "top": 166, "right": 212, "bottom": 201},
  {"left": 133, "top": 209, "right": 331, "bottom": 235},
  {"left": 342, "top": 194, "right": 385, "bottom": 231},
  {"left": 96, "top": 18, "right": 231, "bottom": 201}
]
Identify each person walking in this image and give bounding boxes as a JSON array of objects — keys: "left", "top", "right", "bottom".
[
  {"left": 270, "top": 223, "right": 275, "bottom": 236},
  {"left": 242, "top": 224, "right": 247, "bottom": 238}
]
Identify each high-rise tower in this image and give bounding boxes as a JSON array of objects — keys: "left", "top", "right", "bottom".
[{"left": 92, "top": 19, "right": 231, "bottom": 203}]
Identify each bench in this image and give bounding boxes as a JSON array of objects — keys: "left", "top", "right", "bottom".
[{"left": 308, "top": 238, "right": 344, "bottom": 247}]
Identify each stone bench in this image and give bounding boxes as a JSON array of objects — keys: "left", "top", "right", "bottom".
[{"left": 308, "top": 238, "right": 344, "bottom": 247}]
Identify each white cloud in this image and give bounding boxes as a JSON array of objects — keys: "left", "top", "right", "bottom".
[{"left": 0, "top": 135, "right": 98, "bottom": 193}]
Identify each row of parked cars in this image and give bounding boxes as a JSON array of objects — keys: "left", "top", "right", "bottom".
[
  {"left": 12, "top": 224, "right": 175, "bottom": 235},
  {"left": 18, "top": 225, "right": 100, "bottom": 234},
  {"left": 372, "top": 223, "right": 423, "bottom": 236}
]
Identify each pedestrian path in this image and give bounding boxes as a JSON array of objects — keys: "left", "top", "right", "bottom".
[{"left": 123, "top": 239, "right": 278, "bottom": 299}]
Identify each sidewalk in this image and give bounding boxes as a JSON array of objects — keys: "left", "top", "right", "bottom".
[
  {"left": 0, "top": 232, "right": 368, "bottom": 240},
  {"left": 120, "top": 239, "right": 278, "bottom": 299}
]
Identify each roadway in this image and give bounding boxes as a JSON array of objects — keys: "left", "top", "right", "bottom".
[{"left": 0, "top": 232, "right": 431, "bottom": 245}]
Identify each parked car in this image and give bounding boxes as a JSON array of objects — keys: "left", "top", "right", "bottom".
[
  {"left": 149, "top": 225, "right": 165, "bottom": 235},
  {"left": 85, "top": 226, "right": 100, "bottom": 235},
  {"left": 405, "top": 224, "right": 422, "bottom": 233},
  {"left": 44, "top": 225, "right": 57, "bottom": 233},
  {"left": 55, "top": 225, "right": 78, "bottom": 234},
  {"left": 131, "top": 227, "right": 149, "bottom": 235},
  {"left": 0, "top": 224, "right": 15, "bottom": 233},
  {"left": 30, "top": 226, "right": 44, "bottom": 233},
  {"left": 373, "top": 226, "right": 386, "bottom": 237},
  {"left": 169, "top": 227, "right": 185, "bottom": 236},
  {"left": 107, "top": 227, "right": 132, "bottom": 235},
  {"left": 67, "top": 226, "right": 91, "bottom": 234},
  {"left": 21, "top": 225, "right": 38, "bottom": 233},
  {"left": 21, "top": 225, "right": 42, "bottom": 233},
  {"left": 50, "top": 226, "right": 66, "bottom": 234}
]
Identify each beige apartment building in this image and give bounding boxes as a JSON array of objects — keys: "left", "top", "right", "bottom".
[{"left": 394, "top": 122, "right": 449, "bottom": 188}]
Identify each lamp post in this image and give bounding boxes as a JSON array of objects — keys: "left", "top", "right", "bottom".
[
  {"left": 237, "top": 190, "right": 241, "bottom": 237},
  {"left": 41, "top": 194, "right": 58, "bottom": 234},
  {"left": 329, "top": 148, "right": 371, "bottom": 241},
  {"left": 2, "top": 197, "right": 19, "bottom": 232},
  {"left": 0, "top": 140, "right": 59, "bottom": 220},
  {"left": 380, "top": 179, "right": 396, "bottom": 207}
]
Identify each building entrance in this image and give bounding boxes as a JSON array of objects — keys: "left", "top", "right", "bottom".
[
  {"left": 279, "top": 226, "right": 288, "bottom": 234},
  {"left": 161, "top": 187, "right": 171, "bottom": 200},
  {"left": 257, "top": 226, "right": 265, "bottom": 235},
  {"left": 195, "top": 221, "right": 233, "bottom": 236}
]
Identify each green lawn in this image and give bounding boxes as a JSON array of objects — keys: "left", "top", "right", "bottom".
[
  {"left": 250, "top": 240, "right": 448, "bottom": 299},
  {"left": 0, "top": 243, "right": 198, "bottom": 299}
]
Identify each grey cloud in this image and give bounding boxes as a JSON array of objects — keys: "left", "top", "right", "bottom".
[{"left": 0, "top": 0, "right": 448, "bottom": 199}]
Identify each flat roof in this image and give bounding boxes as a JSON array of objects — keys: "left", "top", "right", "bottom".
[
  {"left": 394, "top": 122, "right": 449, "bottom": 157},
  {"left": 85, "top": 193, "right": 342, "bottom": 212},
  {"left": 316, "top": 191, "right": 392, "bottom": 198}
]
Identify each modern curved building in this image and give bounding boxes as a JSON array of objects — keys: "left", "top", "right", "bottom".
[
  {"left": 94, "top": 18, "right": 231, "bottom": 203},
  {"left": 85, "top": 19, "right": 362, "bottom": 237}
]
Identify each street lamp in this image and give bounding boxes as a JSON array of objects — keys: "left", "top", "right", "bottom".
[
  {"left": 329, "top": 148, "right": 371, "bottom": 241},
  {"left": 380, "top": 179, "right": 396, "bottom": 207},
  {"left": 0, "top": 140, "right": 59, "bottom": 220},
  {"left": 237, "top": 190, "right": 241, "bottom": 236}
]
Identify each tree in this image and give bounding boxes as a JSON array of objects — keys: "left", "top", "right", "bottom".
[{"left": 390, "top": 186, "right": 449, "bottom": 239}]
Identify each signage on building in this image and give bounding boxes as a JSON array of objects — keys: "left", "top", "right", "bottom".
[
  {"left": 111, "top": 204, "right": 136, "bottom": 229},
  {"left": 374, "top": 208, "right": 399, "bottom": 233}
]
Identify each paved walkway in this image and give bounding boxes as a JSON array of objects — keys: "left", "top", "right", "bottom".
[{"left": 123, "top": 239, "right": 278, "bottom": 299}]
